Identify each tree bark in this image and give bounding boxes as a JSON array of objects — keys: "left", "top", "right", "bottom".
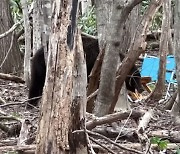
[
  {"left": 69, "top": 30, "right": 88, "bottom": 153},
  {"left": 36, "top": 0, "right": 85, "bottom": 153},
  {"left": 148, "top": 0, "right": 170, "bottom": 102},
  {"left": 0, "top": 0, "right": 22, "bottom": 74},
  {"left": 32, "top": 0, "right": 42, "bottom": 55},
  {"left": 21, "top": 0, "right": 31, "bottom": 86},
  {"left": 86, "top": 0, "right": 113, "bottom": 113}
]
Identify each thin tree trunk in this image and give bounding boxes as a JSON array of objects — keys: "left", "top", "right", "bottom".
[
  {"left": 21, "top": 0, "right": 31, "bottom": 86},
  {"left": 32, "top": 0, "right": 42, "bottom": 55},
  {"left": 148, "top": 0, "right": 170, "bottom": 102},
  {"left": 41, "top": 0, "right": 51, "bottom": 63},
  {"left": 168, "top": 0, "right": 173, "bottom": 55},
  {"left": 86, "top": 0, "right": 113, "bottom": 113},
  {"left": 171, "top": 0, "right": 180, "bottom": 115}
]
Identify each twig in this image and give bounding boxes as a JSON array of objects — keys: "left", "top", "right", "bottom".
[
  {"left": 0, "top": 31, "right": 14, "bottom": 69},
  {"left": 87, "top": 89, "right": 98, "bottom": 102},
  {"left": 0, "top": 96, "right": 41, "bottom": 109},
  {"left": 0, "top": 2, "right": 34, "bottom": 39},
  {"left": 114, "top": 109, "right": 133, "bottom": 143}
]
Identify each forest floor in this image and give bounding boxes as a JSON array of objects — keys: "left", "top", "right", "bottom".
[
  {"left": 0, "top": 49, "right": 180, "bottom": 153},
  {"left": 0, "top": 77, "right": 180, "bottom": 154}
]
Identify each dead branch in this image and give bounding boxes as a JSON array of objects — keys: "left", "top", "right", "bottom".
[
  {"left": 0, "top": 20, "right": 23, "bottom": 39},
  {"left": 92, "top": 125, "right": 136, "bottom": 140},
  {"left": 0, "top": 2, "right": 34, "bottom": 39},
  {"left": 0, "top": 139, "right": 17, "bottom": 146},
  {"left": 87, "top": 89, "right": 98, "bottom": 102},
  {"left": 0, "top": 116, "right": 21, "bottom": 121},
  {"left": 165, "top": 89, "right": 178, "bottom": 110},
  {"left": 0, "top": 144, "right": 36, "bottom": 152},
  {"left": 0, "top": 73, "right": 25, "bottom": 83},
  {"left": 0, "top": 96, "right": 41, "bottom": 108},
  {"left": 18, "top": 119, "right": 31, "bottom": 145},
  {"left": 138, "top": 109, "right": 153, "bottom": 133},
  {"left": 86, "top": 109, "right": 145, "bottom": 130}
]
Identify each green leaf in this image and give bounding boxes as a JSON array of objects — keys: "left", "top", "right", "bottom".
[
  {"left": 158, "top": 140, "right": 169, "bottom": 151},
  {"left": 150, "top": 136, "right": 161, "bottom": 144}
]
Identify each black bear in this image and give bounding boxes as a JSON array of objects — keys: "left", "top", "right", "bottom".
[
  {"left": 119, "top": 52, "right": 144, "bottom": 93},
  {"left": 28, "top": 36, "right": 144, "bottom": 107},
  {"left": 28, "top": 47, "right": 46, "bottom": 107},
  {"left": 82, "top": 36, "right": 144, "bottom": 93}
]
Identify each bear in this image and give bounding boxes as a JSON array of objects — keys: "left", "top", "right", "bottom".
[
  {"left": 28, "top": 36, "right": 144, "bottom": 107},
  {"left": 28, "top": 47, "right": 46, "bottom": 107}
]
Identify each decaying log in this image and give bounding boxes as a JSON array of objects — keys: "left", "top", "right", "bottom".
[
  {"left": 0, "top": 145, "right": 36, "bottom": 153},
  {"left": 0, "top": 73, "right": 25, "bottom": 83},
  {"left": 86, "top": 110, "right": 145, "bottom": 130}
]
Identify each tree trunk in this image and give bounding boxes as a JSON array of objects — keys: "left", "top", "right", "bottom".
[
  {"left": 0, "top": 0, "right": 22, "bottom": 74},
  {"left": 147, "top": 0, "right": 170, "bottom": 102},
  {"left": 94, "top": 0, "right": 142, "bottom": 117},
  {"left": 32, "top": 0, "right": 42, "bottom": 55},
  {"left": 36, "top": 1, "right": 87, "bottom": 153},
  {"left": 69, "top": 30, "right": 88, "bottom": 153},
  {"left": 41, "top": 0, "right": 51, "bottom": 63},
  {"left": 171, "top": 0, "right": 180, "bottom": 115},
  {"left": 86, "top": 0, "right": 113, "bottom": 113},
  {"left": 21, "top": 0, "right": 31, "bottom": 86},
  {"left": 80, "top": 0, "right": 92, "bottom": 15},
  {"left": 168, "top": 0, "right": 173, "bottom": 55}
]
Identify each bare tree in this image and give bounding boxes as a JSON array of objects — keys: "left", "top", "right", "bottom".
[
  {"left": 0, "top": 0, "right": 22, "bottom": 74},
  {"left": 36, "top": 0, "right": 87, "bottom": 153}
]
